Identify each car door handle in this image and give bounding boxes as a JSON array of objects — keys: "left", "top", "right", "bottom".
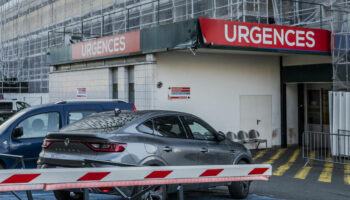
[
  {"left": 200, "top": 148, "right": 209, "bottom": 153},
  {"left": 163, "top": 146, "right": 172, "bottom": 152}
]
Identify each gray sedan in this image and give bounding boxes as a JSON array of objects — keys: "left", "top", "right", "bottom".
[{"left": 38, "top": 110, "right": 253, "bottom": 200}]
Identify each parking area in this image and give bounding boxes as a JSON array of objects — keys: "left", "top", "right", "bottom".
[
  {"left": 0, "top": 190, "right": 279, "bottom": 200},
  {"left": 250, "top": 147, "right": 350, "bottom": 200}
]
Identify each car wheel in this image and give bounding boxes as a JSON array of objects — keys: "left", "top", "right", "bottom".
[
  {"left": 228, "top": 160, "right": 250, "bottom": 199},
  {"left": 53, "top": 190, "right": 84, "bottom": 200}
]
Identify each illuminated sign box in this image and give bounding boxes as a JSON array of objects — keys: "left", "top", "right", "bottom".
[{"left": 199, "top": 18, "right": 331, "bottom": 53}]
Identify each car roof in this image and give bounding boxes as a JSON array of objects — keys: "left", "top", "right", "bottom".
[{"left": 118, "top": 110, "right": 195, "bottom": 118}]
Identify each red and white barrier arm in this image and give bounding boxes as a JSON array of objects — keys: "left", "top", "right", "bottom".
[{"left": 0, "top": 164, "right": 271, "bottom": 192}]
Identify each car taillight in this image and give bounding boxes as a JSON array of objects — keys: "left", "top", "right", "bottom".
[
  {"left": 85, "top": 142, "right": 126, "bottom": 152},
  {"left": 42, "top": 139, "right": 54, "bottom": 149},
  {"left": 132, "top": 104, "right": 136, "bottom": 110},
  {"left": 99, "top": 187, "right": 114, "bottom": 193}
]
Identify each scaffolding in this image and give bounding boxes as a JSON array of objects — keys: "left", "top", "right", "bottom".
[
  {"left": 0, "top": 0, "right": 348, "bottom": 94},
  {"left": 330, "top": 0, "right": 350, "bottom": 91}
]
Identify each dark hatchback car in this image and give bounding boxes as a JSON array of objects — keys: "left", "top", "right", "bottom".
[{"left": 38, "top": 110, "right": 253, "bottom": 200}]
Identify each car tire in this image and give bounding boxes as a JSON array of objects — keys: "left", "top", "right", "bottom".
[
  {"left": 132, "top": 164, "right": 167, "bottom": 200},
  {"left": 53, "top": 190, "right": 84, "bottom": 200},
  {"left": 228, "top": 160, "right": 250, "bottom": 199},
  {"left": 133, "top": 185, "right": 167, "bottom": 200}
]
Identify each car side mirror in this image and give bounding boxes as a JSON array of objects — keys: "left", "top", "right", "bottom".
[
  {"left": 12, "top": 127, "right": 23, "bottom": 139},
  {"left": 217, "top": 131, "right": 226, "bottom": 142}
]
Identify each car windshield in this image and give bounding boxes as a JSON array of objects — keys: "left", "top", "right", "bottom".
[
  {"left": 0, "top": 109, "right": 27, "bottom": 134},
  {"left": 61, "top": 111, "right": 141, "bottom": 133}
]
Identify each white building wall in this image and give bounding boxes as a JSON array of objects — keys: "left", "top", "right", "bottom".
[
  {"left": 286, "top": 84, "right": 299, "bottom": 145},
  {"left": 155, "top": 51, "right": 282, "bottom": 146},
  {"left": 49, "top": 68, "right": 111, "bottom": 102},
  {"left": 134, "top": 63, "right": 157, "bottom": 110},
  {"left": 117, "top": 66, "right": 129, "bottom": 103}
]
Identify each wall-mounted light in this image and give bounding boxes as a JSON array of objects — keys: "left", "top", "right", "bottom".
[{"left": 157, "top": 81, "right": 163, "bottom": 88}]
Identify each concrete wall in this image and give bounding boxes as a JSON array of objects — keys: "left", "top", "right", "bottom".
[
  {"left": 134, "top": 63, "right": 157, "bottom": 110},
  {"left": 286, "top": 84, "right": 299, "bottom": 145},
  {"left": 155, "top": 51, "right": 282, "bottom": 146},
  {"left": 49, "top": 68, "right": 112, "bottom": 102}
]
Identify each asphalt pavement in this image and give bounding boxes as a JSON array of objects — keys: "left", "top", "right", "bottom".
[
  {"left": 0, "top": 190, "right": 278, "bottom": 200},
  {"left": 250, "top": 146, "right": 350, "bottom": 200}
]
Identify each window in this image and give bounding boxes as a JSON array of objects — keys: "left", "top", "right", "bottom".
[
  {"left": 62, "top": 111, "right": 140, "bottom": 133},
  {"left": 182, "top": 116, "right": 216, "bottom": 141},
  {"left": 153, "top": 116, "right": 186, "bottom": 138},
  {"left": 15, "top": 112, "right": 60, "bottom": 139},
  {"left": 138, "top": 120, "right": 153, "bottom": 134},
  {"left": 68, "top": 111, "right": 97, "bottom": 124},
  {"left": 307, "top": 90, "right": 321, "bottom": 124},
  {"left": 16, "top": 102, "right": 30, "bottom": 111},
  {"left": 0, "top": 102, "right": 12, "bottom": 111}
]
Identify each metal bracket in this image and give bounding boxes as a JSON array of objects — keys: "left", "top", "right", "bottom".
[
  {"left": 177, "top": 184, "right": 184, "bottom": 200},
  {"left": 0, "top": 153, "right": 33, "bottom": 200}
]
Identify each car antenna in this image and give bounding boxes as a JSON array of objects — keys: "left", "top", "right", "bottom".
[{"left": 114, "top": 108, "right": 121, "bottom": 116}]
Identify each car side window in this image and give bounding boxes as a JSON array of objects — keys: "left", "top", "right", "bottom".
[
  {"left": 138, "top": 120, "right": 154, "bottom": 134},
  {"left": 153, "top": 116, "right": 186, "bottom": 138},
  {"left": 182, "top": 116, "right": 217, "bottom": 141},
  {"left": 68, "top": 111, "right": 97, "bottom": 124},
  {"left": 16, "top": 102, "right": 29, "bottom": 111},
  {"left": 15, "top": 112, "right": 60, "bottom": 139}
]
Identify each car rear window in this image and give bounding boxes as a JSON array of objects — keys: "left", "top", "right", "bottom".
[
  {"left": 0, "top": 102, "right": 12, "bottom": 111},
  {"left": 60, "top": 111, "right": 141, "bottom": 133}
]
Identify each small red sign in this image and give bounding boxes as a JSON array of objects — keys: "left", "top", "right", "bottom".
[
  {"left": 199, "top": 18, "right": 331, "bottom": 53},
  {"left": 72, "top": 30, "right": 140, "bottom": 60},
  {"left": 76, "top": 88, "right": 87, "bottom": 98},
  {"left": 169, "top": 87, "right": 191, "bottom": 100}
]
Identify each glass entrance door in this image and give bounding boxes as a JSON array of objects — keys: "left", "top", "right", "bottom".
[{"left": 307, "top": 89, "right": 330, "bottom": 132}]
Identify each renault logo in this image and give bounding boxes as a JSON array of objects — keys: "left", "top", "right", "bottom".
[{"left": 64, "top": 138, "right": 70, "bottom": 147}]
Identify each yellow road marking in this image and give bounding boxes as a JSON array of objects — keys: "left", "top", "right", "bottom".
[
  {"left": 273, "top": 149, "right": 300, "bottom": 176},
  {"left": 345, "top": 162, "right": 350, "bottom": 185},
  {"left": 253, "top": 150, "right": 266, "bottom": 161},
  {"left": 294, "top": 151, "right": 315, "bottom": 180},
  {"left": 318, "top": 159, "right": 333, "bottom": 183},
  {"left": 263, "top": 149, "right": 287, "bottom": 164}
]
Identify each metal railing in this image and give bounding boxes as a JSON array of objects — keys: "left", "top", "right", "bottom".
[{"left": 303, "top": 131, "right": 350, "bottom": 166}]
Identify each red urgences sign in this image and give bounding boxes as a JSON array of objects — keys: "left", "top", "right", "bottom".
[
  {"left": 199, "top": 18, "right": 331, "bottom": 53},
  {"left": 72, "top": 30, "right": 140, "bottom": 60}
]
